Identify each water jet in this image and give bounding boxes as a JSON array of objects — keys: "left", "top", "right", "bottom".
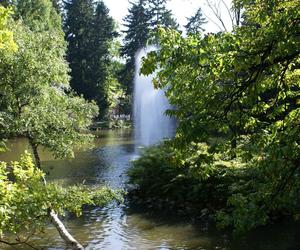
[{"left": 133, "top": 47, "right": 174, "bottom": 146}]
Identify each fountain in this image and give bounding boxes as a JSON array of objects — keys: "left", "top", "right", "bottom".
[{"left": 133, "top": 47, "right": 174, "bottom": 146}]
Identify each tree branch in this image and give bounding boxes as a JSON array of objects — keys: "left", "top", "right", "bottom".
[
  {"left": 206, "top": 0, "right": 228, "bottom": 31},
  {"left": 27, "top": 137, "right": 84, "bottom": 250},
  {"left": 49, "top": 210, "right": 84, "bottom": 250}
]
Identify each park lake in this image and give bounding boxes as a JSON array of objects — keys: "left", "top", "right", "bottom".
[{"left": 1, "top": 130, "right": 300, "bottom": 250}]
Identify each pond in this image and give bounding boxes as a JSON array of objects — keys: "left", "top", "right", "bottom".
[{"left": 1, "top": 130, "right": 300, "bottom": 250}]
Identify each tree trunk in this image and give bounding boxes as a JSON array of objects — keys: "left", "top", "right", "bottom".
[
  {"left": 29, "top": 139, "right": 41, "bottom": 169},
  {"left": 49, "top": 210, "right": 84, "bottom": 250},
  {"left": 28, "top": 138, "right": 84, "bottom": 250}
]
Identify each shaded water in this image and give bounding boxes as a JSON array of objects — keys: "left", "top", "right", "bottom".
[{"left": 1, "top": 130, "right": 300, "bottom": 250}]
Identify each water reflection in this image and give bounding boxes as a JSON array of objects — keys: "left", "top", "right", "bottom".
[{"left": 1, "top": 130, "right": 300, "bottom": 250}]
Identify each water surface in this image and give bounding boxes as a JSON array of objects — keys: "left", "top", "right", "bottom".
[{"left": 1, "top": 130, "right": 300, "bottom": 249}]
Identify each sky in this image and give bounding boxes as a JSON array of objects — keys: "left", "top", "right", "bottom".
[{"left": 103, "top": 0, "right": 233, "bottom": 34}]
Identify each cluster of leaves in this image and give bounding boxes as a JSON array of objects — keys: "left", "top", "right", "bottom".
[
  {"left": 0, "top": 2, "right": 99, "bottom": 159},
  {"left": 105, "top": 41, "right": 130, "bottom": 118},
  {"left": 0, "top": 152, "right": 119, "bottom": 238},
  {"left": 0, "top": 6, "right": 17, "bottom": 152},
  {"left": 131, "top": 0, "right": 300, "bottom": 233},
  {"left": 11, "top": 0, "right": 62, "bottom": 31},
  {"left": 0, "top": 6, "right": 17, "bottom": 52},
  {"left": 128, "top": 141, "right": 245, "bottom": 212}
]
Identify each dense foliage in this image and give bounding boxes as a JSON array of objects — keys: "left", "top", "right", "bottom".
[
  {"left": 0, "top": 3, "right": 98, "bottom": 160},
  {"left": 0, "top": 6, "right": 17, "bottom": 152},
  {"left": 130, "top": 0, "right": 300, "bottom": 233},
  {"left": 0, "top": 6, "right": 17, "bottom": 52},
  {"left": 0, "top": 2, "right": 118, "bottom": 247},
  {"left": 0, "top": 152, "right": 119, "bottom": 241},
  {"left": 11, "top": 0, "right": 62, "bottom": 31},
  {"left": 64, "top": 0, "right": 123, "bottom": 119},
  {"left": 129, "top": 142, "right": 246, "bottom": 216}
]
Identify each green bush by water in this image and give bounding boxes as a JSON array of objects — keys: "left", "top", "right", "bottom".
[{"left": 128, "top": 140, "right": 300, "bottom": 233}]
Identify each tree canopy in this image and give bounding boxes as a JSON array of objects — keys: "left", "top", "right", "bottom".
[
  {"left": 0, "top": 9, "right": 98, "bottom": 160},
  {"left": 9, "top": 0, "right": 62, "bottom": 30},
  {"left": 0, "top": 6, "right": 17, "bottom": 52},
  {"left": 0, "top": 6, "right": 17, "bottom": 151},
  {"left": 139, "top": 0, "right": 300, "bottom": 232},
  {"left": 0, "top": 1, "right": 117, "bottom": 248},
  {"left": 64, "top": 0, "right": 120, "bottom": 119}
]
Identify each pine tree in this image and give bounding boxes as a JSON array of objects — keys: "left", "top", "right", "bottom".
[
  {"left": 184, "top": 8, "right": 207, "bottom": 35},
  {"left": 64, "top": 0, "right": 118, "bottom": 119},
  {"left": 91, "top": 0, "right": 118, "bottom": 118},
  {"left": 121, "top": 0, "right": 150, "bottom": 94},
  {"left": 120, "top": 0, "right": 178, "bottom": 95},
  {"left": 147, "top": 0, "right": 178, "bottom": 30},
  {"left": 64, "top": 0, "right": 95, "bottom": 103},
  {"left": 122, "top": 0, "right": 150, "bottom": 60}
]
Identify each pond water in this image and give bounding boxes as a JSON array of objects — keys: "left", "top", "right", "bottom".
[{"left": 1, "top": 130, "right": 300, "bottom": 250}]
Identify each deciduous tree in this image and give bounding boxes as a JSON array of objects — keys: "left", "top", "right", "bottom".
[
  {"left": 140, "top": 0, "right": 300, "bottom": 232},
  {"left": 0, "top": 2, "right": 117, "bottom": 248}
]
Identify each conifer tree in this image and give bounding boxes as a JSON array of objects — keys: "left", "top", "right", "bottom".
[
  {"left": 121, "top": 0, "right": 150, "bottom": 94},
  {"left": 64, "top": 0, "right": 94, "bottom": 103},
  {"left": 90, "top": 0, "right": 118, "bottom": 117},
  {"left": 122, "top": 0, "right": 150, "bottom": 60},
  {"left": 64, "top": 0, "right": 118, "bottom": 119},
  {"left": 185, "top": 8, "right": 207, "bottom": 35},
  {"left": 147, "top": 0, "right": 178, "bottom": 30},
  {"left": 120, "top": 0, "right": 178, "bottom": 95}
]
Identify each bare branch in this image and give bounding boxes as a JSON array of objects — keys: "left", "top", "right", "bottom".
[
  {"left": 220, "top": 0, "right": 234, "bottom": 27},
  {"left": 0, "top": 237, "right": 39, "bottom": 250},
  {"left": 202, "top": 5, "right": 224, "bottom": 31},
  {"left": 206, "top": 0, "right": 228, "bottom": 31}
]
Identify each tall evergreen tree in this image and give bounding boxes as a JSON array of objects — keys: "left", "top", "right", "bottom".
[
  {"left": 147, "top": 0, "right": 178, "bottom": 30},
  {"left": 184, "top": 8, "right": 207, "bottom": 35},
  {"left": 120, "top": 0, "right": 178, "bottom": 95},
  {"left": 90, "top": 0, "right": 118, "bottom": 117},
  {"left": 121, "top": 0, "right": 150, "bottom": 94},
  {"left": 64, "top": 0, "right": 95, "bottom": 104},
  {"left": 122, "top": 0, "right": 150, "bottom": 60},
  {"left": 64, "top": 0, "right": 118, "bottom": 119}
]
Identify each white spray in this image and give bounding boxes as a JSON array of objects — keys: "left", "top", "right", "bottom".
[{"left": 133, "top": 47, "right": 174, "bottom": 146}]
